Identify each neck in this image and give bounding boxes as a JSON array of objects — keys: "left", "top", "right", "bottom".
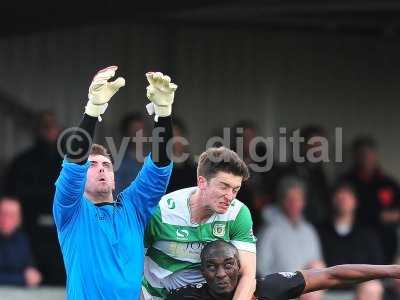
[
  {"left": 335, "top": 213, "right": 354, "bottom": 226},
  {"left": 283, "top": 211, "right": 301, "bottom": 225},
  {"left": 359, "top": 166, "right": 376, "bottom": 178},
  {"left": 189, "top": 190, "right": 214, "bottom": 223},
  {"left": 84, "top": 191, "right": 113, "bottom": 204}
]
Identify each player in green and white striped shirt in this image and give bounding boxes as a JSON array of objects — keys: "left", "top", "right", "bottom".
[{"left": 142, "top": 147, "right": 256, "bottom": 300}]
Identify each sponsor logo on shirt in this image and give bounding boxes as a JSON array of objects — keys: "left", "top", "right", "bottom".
[
  {"left": 213, "top": 223, "right": 226, "bottom": 237},
  {"left": 176, "top": 229, "right": 189, "bottom": 240},
  {"left": 167, "top": 198, "right": 176, "bottom": 209}
]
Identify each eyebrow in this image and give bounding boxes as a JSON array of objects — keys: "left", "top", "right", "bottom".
[
  {"left": 89, "top": 160, "right": 111, "bottom": 165},
  {"left": 219, "top": 181, "right": 241, "bottom": 190},
  {"left": 206, "top": 257, "right": 236, "bottom": 263}
]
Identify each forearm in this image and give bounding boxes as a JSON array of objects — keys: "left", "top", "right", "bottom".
[
  {"left": 65, "top": 114, "right": 97, "bottom": 164},
  {"left": 302, "top": 264, "right": 400, "bottom": 293},
  {"left": 151, "top": 116, "right": 172, "bottom": 166},
  {"left": 233, "top": 274, "right": 256, "bottom": 300}
]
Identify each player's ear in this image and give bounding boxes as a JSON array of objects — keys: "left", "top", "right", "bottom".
[{"left": 198, "top": 176, "right": 208, "bottom": 190}]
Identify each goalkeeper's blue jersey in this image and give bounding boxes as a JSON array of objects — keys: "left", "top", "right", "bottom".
[{"left": 53, "top": 155, "right": 172, "bottom": 300}]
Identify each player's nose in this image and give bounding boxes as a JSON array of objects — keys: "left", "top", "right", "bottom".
[{"left": 216, "top": 266, "right": 227, "bottom": 278}]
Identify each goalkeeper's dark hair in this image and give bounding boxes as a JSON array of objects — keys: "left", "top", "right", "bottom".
[
  {"left": 89, "top": 144, "right": 113, "bottom": 163},
  {"left": 197, "top": 147, "right": 249, "bottom": 181}
]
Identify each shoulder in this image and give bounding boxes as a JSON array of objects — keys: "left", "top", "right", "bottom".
[
  {"left": 161, "top": 187, "right": 197, "bottom": 201},
  {"left": 217, "top": 199, "right": 250, "bottom": 222},
  {"left": 257, "top": 271, "right": 305, "bottom": 300},
  {"left": 156, "top": 187, "right": 196, "bottom": 225},
  {"left": 301, "top": 221, "right": 320, "bottom": 240},
  {"left": 374, "top": 169, "right": 398, "bottom": 185}
]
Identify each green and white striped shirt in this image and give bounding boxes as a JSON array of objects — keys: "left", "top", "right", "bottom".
[{"left": 142, "top": 187, "right": 256, "bottom": 299}]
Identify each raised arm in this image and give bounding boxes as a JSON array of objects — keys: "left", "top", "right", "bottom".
[
  {"left": 256, "top": 265, "right": 400, "bottom": 300},
  {"left": 121, "top": 72, "right": 177, "bottom": 228},
  {"left": 302, "top": 264, "right": 400, "bottom": 294},
  {"left": 53, "top": 66, "right": 125, "bottom": 229}
]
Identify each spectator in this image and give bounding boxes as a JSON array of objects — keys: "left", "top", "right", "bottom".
[
  {"left": 166, "top": 117, "right": 197, "bottom": 193},
  {"left": 341, "top": 136, "right": 400, "bottom": 264},
  {"left": 257, "top": 176, "right": 324, "bottom": 300},
  {"left": 280, "top": 125, "right": 331, "bottom": 225},
  {"left": 318, "top": 182, "right": 384, "bottom": 300},
  {"left": 231, "top": 120, "right": 277, "bottom": 233},
  {"left": 115, "top": 112, "right": 149, "bottom": 194},
  {"left": 0, "top": 195, "right": 42, "bottom": 287},
  {"left": 3, "top": 110, "right": 64, "bottom": 285}
]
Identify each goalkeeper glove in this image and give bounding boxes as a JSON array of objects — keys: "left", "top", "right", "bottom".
[
  {"left": 145, "top": 72, "right": 178, "bottom": 120},
  {"left": 85, "top": 66, "right": 125, "bottom": 121}
]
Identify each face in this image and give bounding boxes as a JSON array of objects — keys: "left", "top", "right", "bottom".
[
  {"left": 282, "top": 186, "right": 305, "bottom": 222},
  {"left": 0, "top": 199, "right": 21, "bottom": 236},
  {"left": 357, "top": 147, "right": 378, "bottom": 171},
  {"left": 38, "top": 113, "right": 61, "bottom": 143},
  {"left": 127, "top": 120, "right": 145, "bottom": 138},
  {"left": 85, "top": 155, "right": 115, "bottom": 198},
  {"left": 198, "top": 171, "right": 242, "bottom": 214},
  {"left": 333, "top": 187, "right": 357, "bottom": 216},
  {"left": 202, "top": 247, "right": 240, "bottom": 295}
]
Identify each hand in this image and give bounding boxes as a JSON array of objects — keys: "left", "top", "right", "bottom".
[
  {"left": 24, "top": 267, "right": 42, "bottom": 287},
  {"left": 85, "top": 66, "right": 125, "bottom": 120},
  {"left": 145, "top": 72, "right": 177, "bottom": 118}
]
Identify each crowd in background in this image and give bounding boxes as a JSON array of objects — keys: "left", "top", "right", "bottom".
[{"left": 0, "top": 110, "right": 399, "bottom": 300}]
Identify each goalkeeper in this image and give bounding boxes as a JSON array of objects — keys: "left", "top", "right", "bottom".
[{"left": 53, "top": 66, "right": 177, "bottom": 299}]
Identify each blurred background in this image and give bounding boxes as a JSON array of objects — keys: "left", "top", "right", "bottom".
[{"left": 0, "top": 0, "right": 400, "bottom": 299}]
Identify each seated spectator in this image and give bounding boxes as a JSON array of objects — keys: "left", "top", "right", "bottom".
[
  {"left": 281, "top": 125, "right": 330, "bottom": 225},
  {"left": 341, "top": 136, "right": 400, "bottom": 264},
  {"left": 0, "top": 195, "right": 42, "bottom": 287},
  {"left": 3, "top": 110, "right": 64, "bottom": 285},
  {"left": 257, "top": 176, "right": 325, "bottom": 300},
  {"left": 318, "top": 182, "right": 384, "bottom": 299},
  {"left": 166, "top": 117, "right": 197, "bottom": 193},
  {"left": 166, "top": 240, "right": 400, "bottom": 300}
]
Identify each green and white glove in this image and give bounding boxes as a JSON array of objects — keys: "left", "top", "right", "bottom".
[
  {"left": 145, "top": 72, "right": 178, "bottom": 121},
  {"left": 85, "top": 66, "right": 125, "bottom": 121}
]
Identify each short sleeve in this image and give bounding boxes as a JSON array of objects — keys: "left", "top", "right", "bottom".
[{"left": 230, "top": 205, "right": 257, "bottom": 253}]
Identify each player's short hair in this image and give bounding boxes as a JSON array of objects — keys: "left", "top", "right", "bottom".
[
  {"left": 200, "top": 240, "right": 240, "bottom": 267},
  {"left": 89, "top": 144, "right": 113, "bottom": 163},
  {"left": 197, "top": 147, "right": 249, "bottom": 181}
]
